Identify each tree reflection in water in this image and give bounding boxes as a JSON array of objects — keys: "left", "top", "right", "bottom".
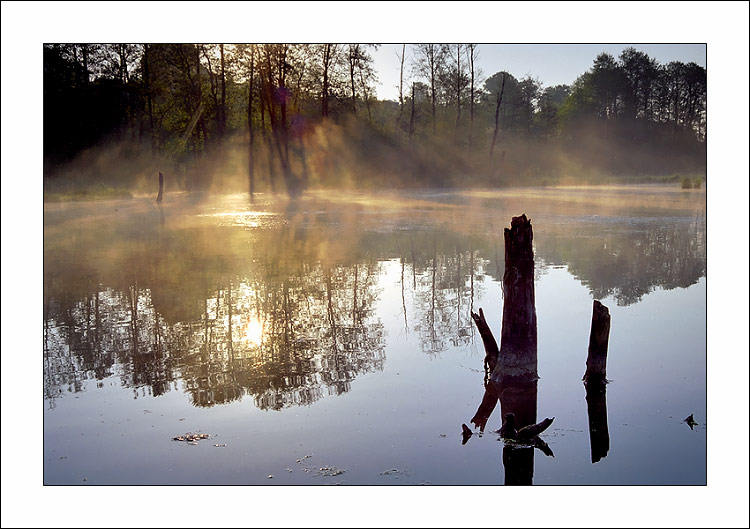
[{"left": 43, "top": 191, "right": 706, "bottom": 412}]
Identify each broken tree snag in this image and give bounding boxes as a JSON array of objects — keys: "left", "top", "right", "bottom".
[
  {"left": 583, "top": 300, "right": 610, "bottom": 384},
  {"left": 156, "top": 172, "right": 164, "bottom": 203},
  {"left": 469, "top": 307, "right": 500, "bottom": 432},
  {"left": 471, "top": 307, "right": 499, "bottom": 376},
  {"left": 491, "top": 214, "right": 538, "bottom": 386}
]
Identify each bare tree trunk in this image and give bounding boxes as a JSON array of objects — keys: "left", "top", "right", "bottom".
[
  {"left": 409, "top": 82, "right": 416, "bottom": 139},
  {"left": 469, "top": 44, "right": 476, "bottom": 151},
  {"left": 455, "top": 44, "right": 461, "bottom": 130},
  {"left": 82, "top": 45, "right": 89, "bottom": 85},
  {"left": 349, "top": 45, "right": 357, "bottom": 113},
  {"left": 264, "top": 45, "right": 299, "bottom": 197},
  {"left": 396, "top": 44, "right": 405, "bottom": 129},
  {"left": 193, "top": 45, "right": 207, "bottom": 157},
  {"left": 144, "top": 44, "right": 156, "bottom": 155},
  {"left": 220, "top": 44, "right": 227, "bottom": 138},
  {"left": 248, "top": 51, "right": 255, "bottom": 199},
  {"left": 359, "top": 68, "right": 372, "bottom": 122},
  {"left": 431, "top": 62, "right": 437, "bottom": 135},
  {"left": 489, "top": 73, "right": 506, "bottom": 163},
  {"left": 321, "top": 44, "right": 335, "bottom": 118}
]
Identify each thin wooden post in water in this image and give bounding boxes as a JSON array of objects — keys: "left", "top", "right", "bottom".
[
  {"left": 156, "top": 172, "right": 164, "bottom": 203},
  {"left": 583, "top": 300, "right": 610, "bottom": 384}
]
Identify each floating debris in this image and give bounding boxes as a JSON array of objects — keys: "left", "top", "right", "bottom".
[
  {"left": 439, "top": 434, "right": 447, "bottom": 438},
  {"left": 296, "top": 454, "right": 313, "bottom": 463},
  {"left": 172, "top": 432, "right": 211, "bottom": 443},
  {"left": 380, "top": 468, "right": 401, "bottom": 476},
  {"left": 286, "top": 468, "right": 294, "bottom": 473},
  {"left": 318, "top": 466, "right": 346, "bottom": 477},
  {"left": 684, "top": 414, "right": 699, "bottom": 430},
  {"left": 267, "top": 474, "right": 273, "bottom": 479},
  {"left": 213, "top": 444, "right": 226, "bottom": 447}
]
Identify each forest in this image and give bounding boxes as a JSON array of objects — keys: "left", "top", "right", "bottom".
[{"left": 43, "top": 44, "right": 707, "bottom": 198}]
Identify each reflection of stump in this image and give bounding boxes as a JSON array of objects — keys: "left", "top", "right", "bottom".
[
  {"left": 584, "top": 300, "right": 610, "bottom": 383},
  {"left": 498, "top": 375, "right": 538, "bottom": 434},
  {"left": 156, "top": 172, "right": 164, "bottom": 203},
  {"left": 502, "top": 445, "right": 534, "bottom": 485},
  {"left": 585, "top": 381, "right": 610, "bottom": 463}
]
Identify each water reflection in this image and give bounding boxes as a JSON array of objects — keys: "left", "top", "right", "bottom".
[
  {"left": 585, "top": 381, "right": 610, "bottom": 463},
  {"left": 43, "top": 216, "right": 387, "bottom": 409},
  {"left": 535, "top": 212, "right": 706, "bottom": 306},
  {"left": 43, "top": 191, "right": 706, "bottom": 412},
  {"left": 499, "top": 374, "right": 539, "bottom": 485}
]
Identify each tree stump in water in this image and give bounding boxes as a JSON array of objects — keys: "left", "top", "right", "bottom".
[
  {"left": 491, "top": 213, "right": 538, "bottom": 385},
  {"left": 470, "top": 214, "right": 539, "bottom": 436},
  {"left": 468, "top": 214, "right": 540, "bottom": 484},
  {"left": 156, "top": 172, "right": 164, "bottom": 203},
  {"left": 583, "top": 300, "right": 610, "bottom": 383}
]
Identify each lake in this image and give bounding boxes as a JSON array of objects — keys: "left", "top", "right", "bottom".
[{"left": 42, "top": 185, "right": 706, "bottom": 485}]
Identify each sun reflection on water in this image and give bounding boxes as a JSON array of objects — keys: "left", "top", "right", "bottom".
[{"left": 242, "top": 317, "right": 265, "bottom": 346}]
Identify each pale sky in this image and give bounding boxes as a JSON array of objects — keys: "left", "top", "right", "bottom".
[{"left": 371, "top": 43, "right": 707, "bottom": 101}]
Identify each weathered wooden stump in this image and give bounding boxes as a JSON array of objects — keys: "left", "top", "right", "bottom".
[
  {"left": 583, "top": 300, "right": 610, "bottom": 383},
  {"left": 156, "top": 171, "right": 164, "bottom": 203},
  {"left": 467, "top": 214, "right": 541, "bottom": 484},
  {"left": 492, "top": 213, "right": 538, "bottom": 383},
  {"left": 470, "top": 214, "right": 539, "bottom": 433}
]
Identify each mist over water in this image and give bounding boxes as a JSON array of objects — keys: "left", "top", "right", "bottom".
[
  {"left": 43, "top": 186, "right": 706, "bottom": 485},
  {"left": 44, "top": 114, "right": 707, "bottom": 199}
]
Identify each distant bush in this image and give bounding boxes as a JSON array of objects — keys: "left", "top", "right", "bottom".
[
  {"left": 692, "top": 178, "right": 702, "bottom": 189},
  {"left": 681, "top": 176, "right": 693, "bottom": 189},
  {"left": 44, "top": 186, "right": 133, "bottom": 203}
]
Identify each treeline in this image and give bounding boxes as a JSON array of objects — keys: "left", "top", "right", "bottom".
[{"left": 43, "top": 44, "right": 707, "bottom": 195}]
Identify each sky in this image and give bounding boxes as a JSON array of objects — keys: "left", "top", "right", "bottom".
[{"left": 371, "top": 43, "right": 707, "bottom": 101}]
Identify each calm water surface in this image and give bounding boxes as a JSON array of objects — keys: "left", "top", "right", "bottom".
[{"left": 43, "top": 186, "right": 706, "bottom": 485}]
